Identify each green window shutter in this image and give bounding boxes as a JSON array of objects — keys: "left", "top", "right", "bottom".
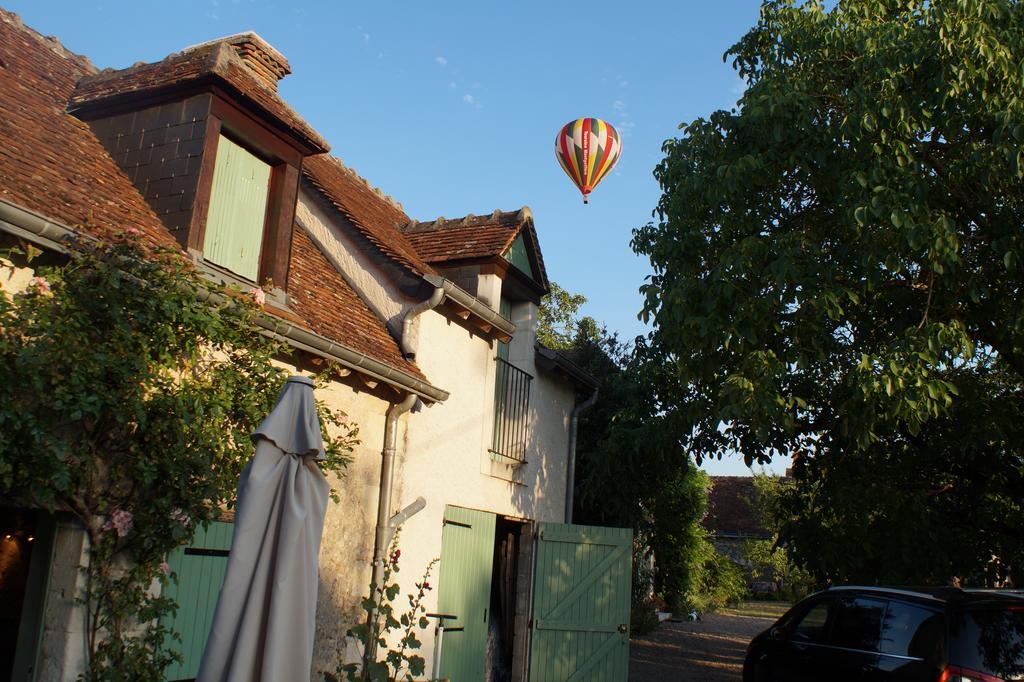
[
  {"left": 496, "top": 297, "right": 512, "bottom": 362},
  {"left": 203, "top": 135, "right": 272, "bottom": 281},
  {"left": 437, "top": 506, "right": 497, "bottom": 682},
  {"left": 160, "top": 521, "right": 234, "bottom": 682},
  {"left": 529, "top": 523, "right": 633, "bottom": 682}
]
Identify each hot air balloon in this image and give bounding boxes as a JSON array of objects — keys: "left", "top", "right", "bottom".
[{"left": 554, "top": 118, "right": 621, "bottom": 204}]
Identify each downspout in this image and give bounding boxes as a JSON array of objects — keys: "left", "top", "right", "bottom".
[
  {"left": 366, "top": 392, "right": 418, "bottom": 662},
  {"left": 564, "top": 388, "right": 599, "bottom": 524},
  {"left": 400, "top": 286, "right": 444, "bottom": 360}
]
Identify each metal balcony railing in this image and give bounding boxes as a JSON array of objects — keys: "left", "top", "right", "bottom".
[{"left": 490, "top": 357, "right": 532, "bottom": 464}]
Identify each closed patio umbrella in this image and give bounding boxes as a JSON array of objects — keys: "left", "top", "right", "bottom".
[{"left": 197, "top": 375, "right": 330, "bottom": 682}]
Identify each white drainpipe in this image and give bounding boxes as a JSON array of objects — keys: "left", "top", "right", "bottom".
[
  {"left": 400, "top": 286, "right": 444, "bottom": 360},
  {"left": 366, "top": 392, "right": 418, "bottom": 663}
]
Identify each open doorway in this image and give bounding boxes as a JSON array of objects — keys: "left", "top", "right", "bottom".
[
  {"left": 487, "top": 515, "right": 529, "bottom": 682},
  {"left": 0, "top": 509, "right": 54, "bottom": 682}
]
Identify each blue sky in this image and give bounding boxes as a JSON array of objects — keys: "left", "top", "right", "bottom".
[{"left": 10, "top": 1, "right": 787, "bottom": 475}]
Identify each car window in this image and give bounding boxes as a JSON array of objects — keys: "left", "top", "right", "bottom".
[
  {"left": 880, "top": 601, "right": 944, "bottom": 660},
  {"left": 950, "top": 606, "right": 1024, "bottom": 679},
  {"left": 831, "top": 597, "right": 886, "bottom": 652},
  {"left": 792, "top": 599, "right": 833, "bottom": 643}
]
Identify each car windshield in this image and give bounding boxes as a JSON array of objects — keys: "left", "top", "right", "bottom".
[{"left": 950, "top": 606, "right": 1024, "bottom": 679}]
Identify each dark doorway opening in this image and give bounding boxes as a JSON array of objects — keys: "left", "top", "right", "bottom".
[
  {"left": 0, "top": 509, "right": 53, "bottom": 682},
  {"left": 487, "top": 516, "right": 526, "bottom": 682}
]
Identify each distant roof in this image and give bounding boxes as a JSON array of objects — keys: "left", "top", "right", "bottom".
[
  {"left": 401, "top": 208, "right": 550, "bottom": 290},
  {"left": 704, "top": 476, "right": 770, "bottom": 538},
  {"left": 534, "top": 343, "right": 599, "bottom": 390}
]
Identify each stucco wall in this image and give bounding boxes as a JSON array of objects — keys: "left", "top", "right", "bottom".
[{"left": 304, "top": 373, "right": 390, "bottom": 676}]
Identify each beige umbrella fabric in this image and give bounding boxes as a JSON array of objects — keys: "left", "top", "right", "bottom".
[{"left": 196, "top": 375, "right": 330, "bottom": 682}]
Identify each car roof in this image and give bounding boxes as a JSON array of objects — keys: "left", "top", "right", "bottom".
[{"left": 823, "top": 585, "right": 1024, "bottom": 607}]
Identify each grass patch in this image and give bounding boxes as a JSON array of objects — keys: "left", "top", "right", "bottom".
[{"left": 718, "top": 601, "right": 791, "bottom": 620}]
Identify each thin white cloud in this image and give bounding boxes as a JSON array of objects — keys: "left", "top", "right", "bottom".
[
  {"left": 613, "top": 100, "right": 625, "bottom": 111},
  {"left": 463, "top": 93, "right": 482, "bottom": 109},
  {"left": 435, "top": 56, "right": 448, "bottom": 66},
  {"left": 448, "top": 81, "right": 457, "bottom": 89},
  {"left": 363, "top": 33, "right": 371, "bottom": 44}
]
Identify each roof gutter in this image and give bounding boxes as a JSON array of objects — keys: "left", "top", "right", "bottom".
[
  {"left": 422, "top": 273, "right": 516, "bottom": 339},
  {"left": 0, "top": 198, "right": 78, "bottom": 254},
  {"left": 0, "top": 197, "right": 448, "bottom": 403}
]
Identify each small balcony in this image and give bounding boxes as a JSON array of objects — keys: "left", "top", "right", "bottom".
[{"left": 490, "top": 357, "right": 532, "bottom": 465}]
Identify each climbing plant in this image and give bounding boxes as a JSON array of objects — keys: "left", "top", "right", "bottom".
[
  {"left": 324, "top": 535, "right": 437, "bottom": 682},
  {"left": 0, "top": 234, "right": 358, "bottom": 681}
]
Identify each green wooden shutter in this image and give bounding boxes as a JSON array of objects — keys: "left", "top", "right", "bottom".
[
  {"left": 203, "top": 135, "right": 271, "bottom": 281},
  {"left": 160, "top": 521, "right": 234, "bottom": 682},
  {"left": 503, "top": 234, "right": 538, "bottom": 281},
  {"left": 529, "top": 523, "right": 633, "bottom": 682},
  {"left": 437, "top": 506, "right": 497, "bottom": 682}
]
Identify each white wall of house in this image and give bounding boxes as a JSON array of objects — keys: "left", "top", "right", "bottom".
[{"left": 306, "top": 256, "right": 580, "bottom": 677}]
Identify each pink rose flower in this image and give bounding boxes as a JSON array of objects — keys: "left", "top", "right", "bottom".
[
  {"left": 32, "top": 277, "right": 52, "bottom": 295},
  {"left": 102, "top": 509, "right": 133, "bottom": 537},
  {"left": 125, "top": 227, "right": 143, "bottom": 237},
  {"left": 159, "top": 562, "right": 171, "bottom": 576},
  {"left": 169, "top": 508, "right": 190, "bottom": 525},
  {"left": 249, "top": 287, "right": 266, "bottom": 305}
]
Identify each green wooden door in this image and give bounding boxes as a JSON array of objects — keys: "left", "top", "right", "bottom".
[
  {"left": 160, "top": 521, "right": 234, "bottom": 682},
  {"left": 437, "top": 506, "right": 497, "bottom": 682},
  {"left": 528, "top": 523, "right": 632, "bottom": 682}
]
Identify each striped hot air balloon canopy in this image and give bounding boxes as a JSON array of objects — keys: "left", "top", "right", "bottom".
[{"left": 554, "top": 118, "right": 621, "bottom": 204}]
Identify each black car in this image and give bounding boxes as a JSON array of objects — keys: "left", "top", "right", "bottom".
[{"left": 743, "top": 586, "right": 1024, "bottom": 681}]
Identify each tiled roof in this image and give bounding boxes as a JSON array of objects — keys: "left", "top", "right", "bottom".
[
  {"left": 69, "top": 38, "right": 327, "bottom": 153},
  {"left": 0, "top": 10, "right": 177, "bottom": 249},
  {"left": 302, "top": 155, "right": 436, "bottom": 277},
  {"left": 401, "top": 208, "right": 551, "bottom": 288},
  {"left": 0, "top": 11, "right": 427, "bottom": 389},
  {"left": 704, "top": 476, "right": 769, "bottom": 537},
  {"left": 402, "top": 209, "right": 526, "bottom": 263},
  {"left": 287, "top": 225, "right": 424, "bottom": 381}
]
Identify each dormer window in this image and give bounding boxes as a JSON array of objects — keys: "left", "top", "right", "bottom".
[
  {"left": 203, "top": 134, "right": 272, "bottom": 281},
  {"left": 68, "top": 31, "right": 329, "bottom": 294}
]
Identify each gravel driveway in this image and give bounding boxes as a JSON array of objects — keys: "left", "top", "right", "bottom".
[{"left": 629, "top": 612, "right": 775, "bottom": 682}]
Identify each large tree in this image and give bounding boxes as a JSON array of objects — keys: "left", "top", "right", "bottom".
[{"left": 632, "top": 0, "right": 1024, "bottom": 582}]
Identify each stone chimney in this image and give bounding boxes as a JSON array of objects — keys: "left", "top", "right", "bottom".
[{"left": 209, "top": 32, "right": 291, "bottom": 90}]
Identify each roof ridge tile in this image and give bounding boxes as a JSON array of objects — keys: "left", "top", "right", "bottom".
[{"left": 0, "top": 8, "right": 96, "bottom": 75}]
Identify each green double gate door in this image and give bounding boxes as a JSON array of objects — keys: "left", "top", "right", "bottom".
[
  {"left": 159, "top": 521, "right": 234, "bottom": 682},
  {"left": 437, "top": 506, "right": 632, "bottom": 682}
]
